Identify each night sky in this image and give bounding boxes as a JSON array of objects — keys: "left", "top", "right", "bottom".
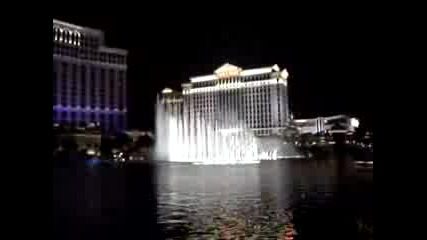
[{"left": 53, "top": 16, "right": 373, "bottom": 131}]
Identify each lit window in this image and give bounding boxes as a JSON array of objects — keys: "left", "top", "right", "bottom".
[{"left": 64, "top": 31, "right": 69, "bottom": 44}]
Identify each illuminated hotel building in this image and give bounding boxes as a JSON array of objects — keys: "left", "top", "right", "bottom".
[
  {"left": 157, "top": 63, "right": 301, "bottom": 162},
  {"left": 160, "top": 63, "right": 290, "bottom": 136},
  {"left": 183, "top": 63, "right": 290, "bottom": 135},
  {"left": 53, "top": 19, "right": 127, "bottom": 133}
]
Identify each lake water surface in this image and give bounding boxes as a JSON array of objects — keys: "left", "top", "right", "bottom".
[{"left": 156, "top": 154, "right": 373, "bottom": 239}]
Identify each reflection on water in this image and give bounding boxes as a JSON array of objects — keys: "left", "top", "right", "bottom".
[
  {"left": 53, "top": 150, "right": 372, "bottom": 239},
  {"left": 156, "top": 155, "right": 373, "bottom": 239}
]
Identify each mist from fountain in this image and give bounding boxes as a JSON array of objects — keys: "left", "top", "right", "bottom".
[{"left": 155, "top": 95, "right": 277, "bottom": 164}]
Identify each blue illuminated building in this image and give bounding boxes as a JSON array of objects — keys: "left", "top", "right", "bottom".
[{"left": 53, "top": 19, "right": 127, "bottom": 133}]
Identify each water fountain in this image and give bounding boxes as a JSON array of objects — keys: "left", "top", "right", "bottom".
[
  {"left": 155, "top": 95, "right": 270, "bottom": 164},
  {"left": 155, "top": 93, "right": 303, "bottom": 164}
]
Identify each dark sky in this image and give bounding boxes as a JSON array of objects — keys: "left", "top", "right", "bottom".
[{"left": 53, "top": 16, "right": 373, "bottom": 131}]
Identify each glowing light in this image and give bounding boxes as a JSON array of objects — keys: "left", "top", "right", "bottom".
[
  {"left": 53, "top": 19, "right": 83, "bottom": 30},
  {"left": 87, "top": 149, "right": 96, "bottom": 155},
  {"left": 258, "top": 149, "right": 278, "bottom": 160},
  {"left": 219, "top": 128, "right": 242, "bottom": 135},
  {"left": 164, "top": 98, "right": 182, "bottom": 104},
  {"left": 190, "top": 64, "right": 284, "bottom": 82},
  {"left": 162, "top": 88, "right": 173, "bottom": 94},
  {"left": 278, "top": 78, "right": 287, "bottom": 86},
  {"left": 183, "top": 79, "right": 286, "bottom": 95},
  {"left": 355, "top": 161, "right": 373, "bottom": 165},
  {"left": 214, "top": 63, "right": 242, "bottom": 78},
  {"left": 280, "top": 69, "right": 289, "bottom": 79},
  {"left": 190, "top": 75, "right": 217, "bottom": 82},
  {"left": 350, "top": 118, "right": 360, "bottom": 128},
  {"left": 240, "top": 67, "right": 272, "bottom": 76},
  {"left": 293, "top": 119, "right": 309, "bottom": 123},
  {"left": 52, "top": 105, "right": 122, "bottom": 114}
]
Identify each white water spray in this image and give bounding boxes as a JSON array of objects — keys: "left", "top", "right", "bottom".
[
  {"left": 155, "top": 93, "right": 303, "bottom": 164},
  {"left": 155, "top": 95, "right": 273, "bottom": 164}
]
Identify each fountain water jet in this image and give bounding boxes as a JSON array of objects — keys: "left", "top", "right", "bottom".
[{"left": 155, "top": 95, "right": 266, "bottom": 164}]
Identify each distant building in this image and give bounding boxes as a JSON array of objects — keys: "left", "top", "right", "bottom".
[
  {"left": 53, "top": 19, "right": 128, "bottom": 133},
  {"left": 160, "top": 63, "right": 291, "bottom": 136},
  {"left": 187, "top": 63, "right": 290, "bottom": 135},
  {"left": 156, "top": 63, "right": 296, "bottom": 162},
  {"left": 291, "top": 115, "right": 359, "bottom": 135}
]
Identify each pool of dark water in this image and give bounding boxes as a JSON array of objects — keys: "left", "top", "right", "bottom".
[
  {"left": 53, "top": 150, "right": 373, "bottom": 239},
  {"left": 156, "top": 155, "right": 373, "bottom": 239}
]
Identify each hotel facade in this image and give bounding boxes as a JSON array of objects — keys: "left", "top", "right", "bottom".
[
  {"left": 161, "top": 63, "right": 291, "bottom": 136},
  {"left": 157, "top": 63, "right": 296, "bottom": 162},
  {"left": 53, "top": 19, "right": 127, "bottom": 133}
]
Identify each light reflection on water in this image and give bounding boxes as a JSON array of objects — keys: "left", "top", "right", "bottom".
[{"left": 156, "top": 156, "right": 373, "bottom": 239}]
